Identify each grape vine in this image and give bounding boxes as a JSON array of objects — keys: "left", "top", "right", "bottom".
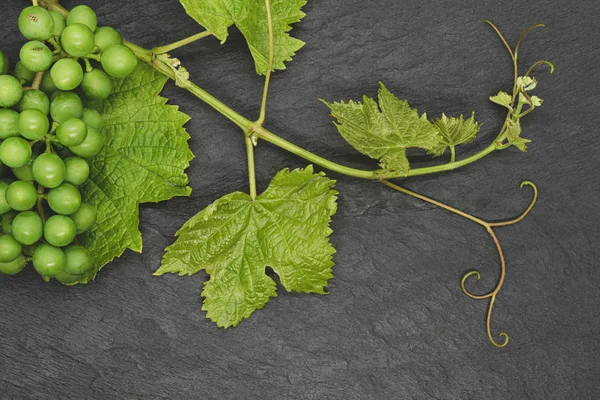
[{"left": 0, "top": 0, "right": 554, "bottom": 347}]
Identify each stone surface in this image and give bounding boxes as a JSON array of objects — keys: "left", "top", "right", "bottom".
[{"left": 1, "top": 0, "right": 599, "bottom": 399}]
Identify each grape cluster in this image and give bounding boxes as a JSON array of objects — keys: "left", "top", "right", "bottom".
[{"left": 0, "top": 5, "right": 138, "bottom": 283}]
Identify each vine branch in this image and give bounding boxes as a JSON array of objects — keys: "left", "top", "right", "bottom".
[{"left": 153, "top": 31, "right": 213, "bottom": 55}]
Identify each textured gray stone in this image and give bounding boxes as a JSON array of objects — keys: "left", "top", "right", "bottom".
[{"left": 1, "top": 0, "right": 598, "bottom": 399}]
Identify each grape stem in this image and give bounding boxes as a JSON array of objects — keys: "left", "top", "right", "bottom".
[
  {"left": 36, "top": 185, "right": 46, "bottom": 224},
  {"left": 152, "top": 31, "right": 213, "bottom": 55},
  {"left": 31, "top": 72, "right": 44, "bottom": 90}
]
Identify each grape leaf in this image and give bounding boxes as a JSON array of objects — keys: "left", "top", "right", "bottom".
[
  {"left": 429, "top": 113, "right": 481, "bottom": 157},
  {"left": 79, "top": 63, "right": 193, "bottom": 281},
  {"left": 156, "top": 166, "right": 338, "bottom": 328},
  {"left": 490, "top": 91, "right": 513, "bottom": 109},
  {"left": 179, "top": 0, "right": 306, "bottom": 75},
  {"left": 323, "top": 83, "right": 441, "bottom": 175}
]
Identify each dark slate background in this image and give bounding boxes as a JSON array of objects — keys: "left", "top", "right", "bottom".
[{"left": 1, "top": 0, "right": 599, "bottom": 398}]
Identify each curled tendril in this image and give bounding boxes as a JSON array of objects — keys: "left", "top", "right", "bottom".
[
  {"left": 525, "top": 60, "right": 555, "bottom": 77},
  {"left": 515, "top": 23, "right": 545, "bottom": 57}
]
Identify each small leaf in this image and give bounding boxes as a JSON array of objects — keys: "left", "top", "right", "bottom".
[
  {"left": 429, "top": 112, "right": 481, "bottom": 157},
  {"left": 179, "top": 0, "right": 307, "bottom": 75},
  {"left": 324, "top": 83, "right": 441, "bottom": 175},
  {"left": 79, "top": 63, "right": 193, "bottom": 281},
  {"left": 489, "top": 91, "right": 513, "bottom": 109},
  {"left": 506, "top": 119, "right": 530, "bottom": 151},
  {"left": 156, "top": 166, "right": 338, "bottom": 328}
]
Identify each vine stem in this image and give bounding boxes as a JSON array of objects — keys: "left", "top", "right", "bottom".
[
  {"left": 32, "top": 0, "right": 39, "bottom": 6},
  {"left": 153, "top": 31, "right": 213, "bottom": 55},
  {"left": 379, "top": 178, "right": 538, "bottom": 347},
  {"left": 256, "top": 0, "right": 275, "bottom": 126},
  {"left": 245, "top": 135, "right": 257, "bottom": 199}
]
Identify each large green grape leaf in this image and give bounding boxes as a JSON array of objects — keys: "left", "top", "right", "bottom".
[
  {"left": 80, "top": 63, "right": 193, "bottom": 281},
  {"left": 323, "top": 83, "right": 442, "bottom": 176},
  {"left": 179, "top": 0, "right": 306, "bottom": 75},
  {"left": 156, "top": 166, "right": 338, "bottom": 328}
]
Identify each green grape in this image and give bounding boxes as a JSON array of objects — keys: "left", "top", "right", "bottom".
[
  {"left": 12, "top": 210, "right": 43, "bottom": 245},
  {"left": 0, "top": 254, "right": 27, "bottom": 275},
  {"left": 50, "top": 91, "right": 83, "bottom": 123},
  {"left": 69, "top": 126, "right": 103, "bottom": 158},
  {"left": 19, "top": 41, "right": 53, "bottom": 72},
  {"left": 18, "top": 89, "right": 50, "bottom": 114},
  {"left": 40, "top": 71, "right": 57, "bottom": 95},
  {"left": 18, "top": 108, "right": 49, "bottom": 140},
  {"left": 0, "top": 182, "right": 11, "bottom": 215},
  {"left": 66, "top": 5, "right": 97, "bottom": 32},
  {"left": 64, "top": 157, "right": 89, "bottom": 186},
  {"left": 50, "top": 10, "right": 66, "bottom": 37},
  {"left": 44, "top": 215, "right": 76, "bottom": 247},
  {"left": 12, "top": 153, "right": 37, "bottom": 181},
  {"left": 0, "top": 109, "right": 20, "bottom": 139},
  {"left": 2, "top": 211, "right": 17, "bottom": 233},
  {"left": 0, "top": 75, "right": 24, "bottom": 108},
  {"left": 62, "top": 244, "right": 93, "bottom": 275},
  {"left": 70, "top": 202, "right": 96, "bottom": 233},
  {"left": 14, "top": 61, "right": 35, "bottom": 84},
  {"left": 33, "top": 243, "right": 65, "bottom": 277},
  {"left": 56, "top": 118, "right": 87, "bottom": 147},
  {"left": 61, "top": 24, "right": 94, "bottom": 58},
  {"left": 55, "top": 270, "right": 83, "bottom": 284},
  {"left": 0, "top": 137, "right": 32, "bottom": 168},
  {"left": 50, "top": 58, "right": 84, "bottom": 91},
  {"left": 18, "top": 6, "right": 55, "bottom": 41},
  {"left": 0, "top": 50, "right": 8, "bottom": 75},
  {"left": 101, "top": 45, "right": 138, "bottom": 78},
  {"left": 0, "top": 234, "right": 22, "bottom": 263},
  {"left": 47, "top": 183, "right": 81, "bottom": 215},
  {"left": 6, "top": 180, "right": 38, "bottom": 211},
  {"left": 33, "top": 153, "right": 66, "bottom": 188},
  {"left": 93, "top": 26, "right": 122, "bottom": 52},
  {"left": 81, "top": 69, "right": 112, "bottom": 100},
  {"left": 81, "top": 108, "right": 103, "bottom": 130}
]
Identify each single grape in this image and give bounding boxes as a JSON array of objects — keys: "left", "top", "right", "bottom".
[
  {"left": 0, "top": 75, "right": 24, "bottom": 107},
  {"left": 44, "top": 215, "right": 76, "bottom": 247},
  {"left": 0, "top": 50, "right": 8, "bottom": 75},
  {"left": 62, "top": 244, "right": 93, "bottom": 275},
  {"left": 93, "top": 26, "right": 122, "bottom": 52},
  {"left": 18, "top": 108, "right": 49, "bottom": 140},
  {"left": 81, "top": 108, "right": 103, "bottom": 130},
  {"left": 56, "top": 118, "right": 87, "bottom": 147},
  {"left": 12, "top": 153, "right": 37, "bottom": 181},
  {"left": 81, "top": 69, "right": 112, "bottom": 100},
  {"left": 66, "top": 5, "right": 97, "bottom": 32},
  {"left": 50, "top": 58, "right": 84, "bottom": 91},
  {"left": 18, "top": 6, "right": 55, "bottom": 41},
  {"left": 0, "top": 182, "right": 12, "bottom": 215},
  {"left": 50, "top": 91, "right": 83, "bottom": 123},
  {"left": 40, "top": 71, "right": 57, "bottom": 95},
  {"left": 6, "top": 180, "right": 38, "bottom": 211},
  {"left": 14, "top": 61, "right": 35, "bottom": 84},
  {"left": 70, "top": 202, "right": 96, "bottom": 233},
  {"left": 0, "top": 109, "right": 20, "bottom": 139},
  {"left": 0, "top": 137, "right": 32, "bottom": 168},
  {"left": 18, "top": 89, "right": 50, "bottom": 114},
  {"left": 19, "top": 41, "right": 53, "bottom": 72},
  {"left": 69, "top": 126, "right": 103, "bottom": 158},
  {"left": 33, "top": 153, "right": 66, "bottom": 188},
  {"left": 0, "top": 254, "right": 27, "bottom": 275},
  {"left": 47, "top": 183, "right": 81, "bottom": 215},
  {"left": 33, "top": 243, "right": 65, "bottom": 277},
  {"left": 101, "top": 45, "right": 138, "bottom": 78},
  {"left": 55, "top": 270, "right": 84, "bottom": 284},
  {"left": 61, "top": 23, "right": 94, "bottom": 58},
  {"left": 50, "top": 10, "right": 66, "bottom": 37},
  {"left": 64, "top": 157, "right": 89, "bottom": 186},
  {"left": 12, "top": 210, "right": 43, "bottom": 245},
  {"left": 0, "top": 234, "right": 22, "bottom": 263},
  {"left": 2, "top": 211, "right": 17, "bottom": 232}
]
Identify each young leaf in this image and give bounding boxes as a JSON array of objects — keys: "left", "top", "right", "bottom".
[
  {"left": 323, "top": 83, "right": 441, "bottom": 175},
  {"left": 179, "top": 0, "right": 307, "bottom": 75},
  {"left": 506, "top": 119, "right": 530, "bottom": 151},
  {"left": 429, "top": 113, "right": 481, "bottom": 157},
  {"left": 489, "top": 91, "right": 513, "bottom": 109},
  {"left": 79, "top": 63, "right": 193, "bottom": 281},
  {"left": 156, "top": 166, "right": 338, "bottom": 328}
]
